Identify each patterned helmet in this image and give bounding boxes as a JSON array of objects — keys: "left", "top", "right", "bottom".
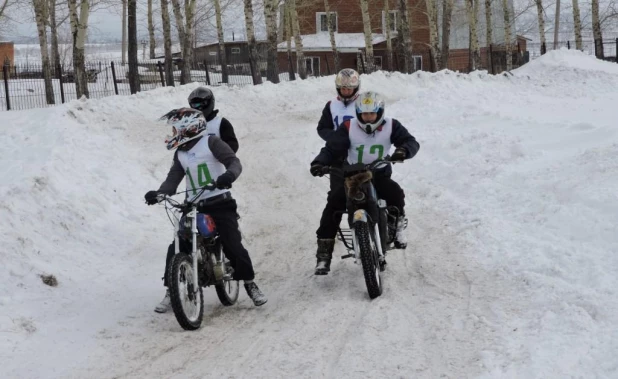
[
  {"left": 335, "top": 68, "right": 360, "bottom": 101},
  {"left": 160, "top": 108, "right": 207, "bottom": 150},
  {"left": 355, "top": 91, "right": 386, "bottom": 134}
]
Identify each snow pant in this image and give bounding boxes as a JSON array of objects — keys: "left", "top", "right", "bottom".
[
  {"left": 163, "top": 198, "right": 255, "bottom": 285},
  {"left": 316, "top": 161, "right": 346, "bottom": 240},
  {"left": 316, "top": 171, "right": 405, "bottom": 239}
]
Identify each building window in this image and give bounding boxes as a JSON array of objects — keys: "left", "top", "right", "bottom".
[
  {"left": 316, "top": 12, "right": 337, "bottom": 33},
  {"left": 374, "top": 56, "right": 383, "bottom": 70},
  {"left": 231, "top": 47, "right": 241, "bottom": 54},
  {"left": 209, "top": 51, "right": 217, "bottom": 56},
  {"left": 303, "top": 57, "right": 320, "bottom": 76},
  {"left": 413, "top": 55, "right": 422, "bottom": 71},
  {"left": 382, "top": 10, "right": 398, "bottom": 33}
]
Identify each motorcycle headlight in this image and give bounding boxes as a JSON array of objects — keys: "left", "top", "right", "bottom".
[{"left": 352, "top": 190, "right": 366, "bottom": 202}]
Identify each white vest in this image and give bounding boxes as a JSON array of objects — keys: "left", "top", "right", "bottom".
[
  {"left": 347, "top": 117, "right": 393, "bottom": 164},
  {"left": 206, "top": 116, "right": 222, "bottom": 137},
  {"left": 177, "top": 136, "right": 229, "bottom": 202},
  {"left": 329, "top": 99, "right": 357, "bottom": 131}
]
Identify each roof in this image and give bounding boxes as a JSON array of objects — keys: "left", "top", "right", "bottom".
[{"left": 277, "top": 33, "right": 389, "bottom": 52}]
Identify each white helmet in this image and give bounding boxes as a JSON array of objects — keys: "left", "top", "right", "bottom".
[
  {"left": 335, "top": 68, "right": 360, "bottom": 102},
  {"left": 159, "top": 108, "right": 207, "bottom": 150},
  {"left": 355, "top": 91, "right": 385, "bottom": 134}
]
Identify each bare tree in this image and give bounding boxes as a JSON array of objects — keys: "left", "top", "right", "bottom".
[
  {"left": 160, "top": 0, "right": 174, "bottom": 85},
  {"left": 441, "top": 0, "right": 454, "bottom": 69},
  {"left": 325, "top": 0, "right": 339, "bottom": 73},
  {"left": 592, "top": 0, "right": 603, "bottom": 57},
  {"left": 384, "top": 0, "right": 393, "bottom": 71},
  {"left": 534, "top": 0, "right": 546, "bottom": 52},
  {"left": 467, "top": 0, "right": 481, "bottom": 70},
  {"left": 502, "top": 0, "right": 512, "bottom": 71},
  {"left": 397, "top": 0, "right": 413, "bottom": 73},
  {"left": 48, "top": 0, "right": 62, "bottom": 76},
  {"left": 243, "top": 0, "right": 263, "bottom": 84},
  {"left": 571, "top": 0, "right": 582, "bottom": 49},
  {"left": 284, "top": 0, "right": 295, "bottom": 79},
  {"left": 485, "top": 0, "right": 493, "bottom": 47},
  {"left": 425, "top": 0, "right": 441, "bottom": 71},
  {"left": 170, "top": 0, "right": 196, "bottom": 83},
  {"left": 148, "top": 0, "right": 155, "bottom": 58},
  {"left": 128, "top": 0, "right": 139, "bottom": 93},
  {"left": 553, "top": 0, "right": 559, "bottom": 49},
  {"left": 290, "top": 0, "right": 305, "bottom": 79},
  {"left": 264, "top": 0, "right": 279, "bottom": 83},
  {"left": 212, "top": 0, "right": 228, "bottom": 83},
  {"left": 359, "top": 0, "right": 375, "bottom": 73},
  {"left": 33, "top": 0, "right": 55, "bottom": 104},
  {"left": 68, "top": 0, "right": 90, "bottom": 98},
  {"left": 122, "top": 0, "right": 126, "bottom": 64}
]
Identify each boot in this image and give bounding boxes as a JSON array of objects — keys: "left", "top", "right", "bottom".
[
  {"left": 244, "top": 281, "right": 267, "bottom": 306},
  {"left": 315, "top": 238, "right": 335, "bottom": 275},
  {"left": 154, "top": 289, "right": 171, "bottom": 313},
  {"left": 394, "top": 216, "right": 408, "bottom": 250}
]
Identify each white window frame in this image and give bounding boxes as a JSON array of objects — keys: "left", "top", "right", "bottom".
[
  {"left": 382, "top": 10, "right": 398, "bottom": 34},
  {"left": 374, "top": 56, "right": 383, "bottom": 70},
  {"left": 302, "top": 56, "right": 320, "bottom": 76},
  {"left": 231, "top": 47, "right": 241, "bottom": 54},
  {"left": 209, "top": 51, "right": 217, "bottom": 56},
  {"left": 413, "top": 55, "right": 422, "bottom": 71},
  {"left": 316, "top": 12, "right": 337, "bottom": 33}
]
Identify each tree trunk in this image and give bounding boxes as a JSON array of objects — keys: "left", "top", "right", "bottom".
[
  {"left": 397, "top": 0, "right": 413, "bottom": 73},
  {"left": 325, "top": 0, "right": 340, "bottom": 73},
  {"left": 181, "top": 0, "right": 196, "bottom": 83},
  {"left": 591, "top": 0, "right": 603, "bottom": 57},
  {"left": 33, "top": 0, "right": 55, "bottom": 104},
  {"left": 170, "top": 0, "right": 187, "bottom": 82},
  {"left": 290, "top": 0, "right": 306, "bottom": 79},
  {"left": 243, "top": 0, "right": 263, "bottom": 84},
  {"left": 425, "top": 0, "right": 441, "bottom": 71},
  {"left": 285, "top": 0, "right": 296, "bottom": 80},
  {"left": 264, "top": 0, "right": 279, "bottom": 82},
  {"left": 48, "top": 0, "right": 61, "bottom": 77},
  {"left": 485, "top": 0, "right": 492, "bottom": 46},
  {"left": 466, "top": 0, "right": 480, "bottom": 71},
  {"left": 68, "top": 0, "right": 90, "bottom": 98},
  {"left": 553, "top": 0, "right": 560, "bottom": 49},
  {"left": 122, "top": 0, "right": 127, "bottom": 64},
  {"left": 572, "top": 0, "right": 582, "bottom": 50},
  {"left": 128, "top": 0, "right": 140, "bottom": 93},
  {"left": 160, "top": 0, "right": 174, "bottom": 85},
  {"left": 441, "top": 0, "right": 454, "bottom": 68},
  {"left": 502, "top": 0, "right": 512, "bottom": 71},
  {"left": 359, "top": 0, "right": 374, "bottom": 73},
  {"left": 213, "top": 0, "right": 228, "bottom": 83},
  {"left": 384, "top": 0, "right": 393, "bottom": 71},
  {"left": 148, "top": 0, "right": 156, "bottom": 58}
]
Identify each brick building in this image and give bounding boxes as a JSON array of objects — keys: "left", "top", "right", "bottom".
[{"left": 0, "top": 41, "right": 14, "bottom": 66}]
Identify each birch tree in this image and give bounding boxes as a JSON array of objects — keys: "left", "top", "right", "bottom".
[
  {"left": 170, "top": 0, "right": 196, "bottom": 83},
  {"left": 284, "top": 0, "right": 295, "bottom": 80},
  {"left": 553, "top": 0, "right": 559, "bottom": 49},
  {"left": 384, "top": 0, "right": 393, "bottom": 71},
  {"left": 33, "top": 0, "right": 55, "bottom": 104},
  {"left": 68, "top": 0, "right": 90, "bottom": 98},
  {"left": 592, "top": 0, "right": 602, "bottom": 57},
  {"left": 128, "top": 0, "right": 139, "bottom": 93},
  {"left": 213, "top": 0, "right": 228, "bottom": 83},
  {"left": 359, "top": 0, "right": 375, "bottom": 73},
  {"left": 264, "top": 0, "right": 279, "bottom": 83},
  {"left": 502, "top": 0, "right": 512, "bottom": 71},
  {"left": 160, "top": 0, "right": 174, "bottom": 85},
  {"left": 48, "top": 0, "right": 62, "bottom": 76},
  {"left": 325, "top": 0, "right": 339, "bottom": 73},
  {"left": 122, "top": 0, "right": 126, "bottom": 64},
  {"left": 466, "top": 0, "right": 480, "bottom": 70},
  {"left": 242, "top": 0, "right": 263, "bottom": 84},
  {"left": 534, "top": 0, "right": 546, "bottom": 53},
  {"left": 441, "top": 0, "right": 454, "bottom": 68},
  {"left": 485, "top": 0, "right": 492, "bottom": 46},
  {"left": 290, "top": 0, "right": 306, "bottom": 79},
  {"left": 397, "top": 0, "right": 413, "bottom": 73},
  {"left": 571, "top": 0, "right": 582, "bottom": 50},
  {"left": 147, "top": 0, "right": 155, "bottom": 58},
  {"left": 425, "top": 0, "right": 440, "bottom": 71}
]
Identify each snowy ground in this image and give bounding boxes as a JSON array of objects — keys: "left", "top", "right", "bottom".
[{"left": 1, "top": 49, "right": 617, "bottom": 378}]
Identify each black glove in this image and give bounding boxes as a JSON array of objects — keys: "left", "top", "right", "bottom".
[
  {"left": 390, "top": 148, "right": 407, "bottom": 162},
  {"left": 215, "top": 172, "right": 234, "bottom": 189},
  {"left": 144, "top": 190, "right": 160, "bottom": 205},
  {"left": 310, "top": 163, "right": 325, "bottom": 177}
]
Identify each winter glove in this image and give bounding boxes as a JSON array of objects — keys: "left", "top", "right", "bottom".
[
  {"left": 310, "top": 163, "right": 325, "bottom": 177},
  {"left": 390, "top": 148, "right": 407, "bottom": 162},
  {"left": 144, "top": 190, "right": 160, "bottom": 205},
  {"left": 215, "top": 172, "right": 234, "bottom": 190}
]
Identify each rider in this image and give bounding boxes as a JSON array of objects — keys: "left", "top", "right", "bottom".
[
  {"left": 187, "top": 86, "right": 239, "bottom": 152},
  {"left": 313, "top": 68, "right": 360, "bottom": 275},
  {"left": 310, "top": 91, "right": 420, "bottom": 272},
  {"left": 144, "top": 108, "right": 267, "bottom": 312}
]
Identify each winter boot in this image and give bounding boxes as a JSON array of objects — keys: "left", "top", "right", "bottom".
[
  {"left": 314, "top": 238, "right": 335, "bottom": 275},
  {"left": 154, "top": 289, "right": 171, "bottom": 313},
  {"left": 244, "top": 281, "right": 268, "bottom": 306},
  {"left": 394, "top": 216, "right": 408, "bottom": 250}
]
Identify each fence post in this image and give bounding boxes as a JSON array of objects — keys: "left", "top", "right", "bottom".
[
  {"left": 110, "top": 61, "right": 119, "bottom": 95},
  {"left": 57, "top": 64, "right": 65, "bottom": 104},
  {"left": 203, "top": 60, "right": 211, "bottom": 86},
  {"left": 3, "top": 64, "right": 10, "bottom": 110},
  {"left": 567, "top": 41, "right": 571, "bottom": 49},
  {"left": 157, "top": 61, "right": 165, "bottom": 86},
  {"left": 489, "top": 44, "right": 495, "bottom": 74}
]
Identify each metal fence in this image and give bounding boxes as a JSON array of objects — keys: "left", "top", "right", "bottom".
[{"left": 526, "top": 38, "right": 618, "bottom": 63}]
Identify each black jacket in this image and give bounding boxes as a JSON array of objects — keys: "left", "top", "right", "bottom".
[
  {"left": 312, "top": 118, "right": 420, "bottom": 166},
  {"left": 316, "top": 101, "right": 336, "bottom": 142}
]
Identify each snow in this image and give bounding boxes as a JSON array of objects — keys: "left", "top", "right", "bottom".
[
  {"left": 1, "top": 49, "right": 618, "bottom": 378},
  {"left": 278, "top": 33, "right": 388, "bottom": 51}
]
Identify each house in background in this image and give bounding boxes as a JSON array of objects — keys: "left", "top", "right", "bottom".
[{"left": 0, "top": 41, "right": 14, "bottom": 67}]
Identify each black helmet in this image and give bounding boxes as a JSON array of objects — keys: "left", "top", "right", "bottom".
[{"left": 188, "top": 87, "right": 215, "bottom": 117}]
